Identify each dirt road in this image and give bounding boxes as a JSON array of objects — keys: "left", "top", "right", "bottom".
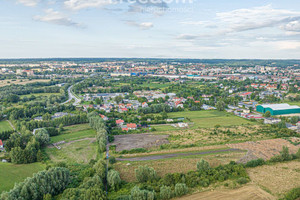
[{"left": 116, "top": 148, "right": 243, "bottom": 161}]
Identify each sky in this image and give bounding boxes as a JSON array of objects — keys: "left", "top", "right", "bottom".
[{"left": 1, "top": 0, "right": 300, "bottom": 59}]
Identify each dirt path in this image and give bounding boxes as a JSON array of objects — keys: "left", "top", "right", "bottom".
[
  {"left": 116, "top": 149, "right": 243, "bottom": 161},
  {"left": 176, "top": 185, "right": 275, "bottom": 200}
]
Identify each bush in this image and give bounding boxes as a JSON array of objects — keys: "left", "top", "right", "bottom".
[
  {"left": 245, "top": 158, "right": 265, "bottom": 168},
  {"left": 109, "top": 156, "right": 116, "bottom": 164},
  {"left": 175, "top": 183, "right": 188, "bottom": 197},
  {"left": 282, "top": 187, "right": 300, "bottom": 200},
  {"left": 119, "top": 148, "right": 147, "bottom": 154},
  {"left": 236, "top": 177, "right": 249, "bottom": 185},
  {"left": 160, "top": 185, "right": 173, "bottom": 200},
  {"left": 131, "top": 186, "right": 155, "bottom": 200},
  {"left": 135, "top": 165, "right": 158, "bottom": 183},
  {"left": 107, "top": 170, "right": 121, "bottom": 191},
  {"left": 197, "top": 159, "right": 211, "bottom": 173}
]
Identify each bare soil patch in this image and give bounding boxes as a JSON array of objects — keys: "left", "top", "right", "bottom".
[
  {"left": 111, "top": 133, "right": 169, "bottom": 152},
  {"left": 177, "top": 185, "right": 275, "bottom": 200},
  {"left": 228, "top": 138, "right": 300, "bottom": 162}
]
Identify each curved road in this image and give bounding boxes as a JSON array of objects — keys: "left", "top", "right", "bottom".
[
  {"left": 62, "top": 85, "right": 81, "bottom": 106},
  {"left": 116, "top": 148, "right": 243, "bottom": 161}
]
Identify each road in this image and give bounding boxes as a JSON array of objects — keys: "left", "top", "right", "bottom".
[
  {"left": 62, "top": 85, "right": 81, "bottom": 106},
  {"left": 116, "top": 148, "right": 243, "bottom": 161}
]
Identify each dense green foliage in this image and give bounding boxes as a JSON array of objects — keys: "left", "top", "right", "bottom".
[{"left": 0, "top": 167, "right": 70, "bottom": 200}]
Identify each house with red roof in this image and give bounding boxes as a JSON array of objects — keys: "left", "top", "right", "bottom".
[
  {"left": 99, "top": 114, "right": 108, "bottom": 121},
  {"left": 0, "top": 140, "right": 3, "bottom": 149},
  {"left": 127, "top": 123, "right": 137, "bottom": 130},
  {"left": 116, "top": 119, "right": 124, "bottom": 125}
]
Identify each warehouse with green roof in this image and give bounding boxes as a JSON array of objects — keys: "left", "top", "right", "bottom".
[{"left": 256, "top": 103, "right": 300, "bottom": 115}]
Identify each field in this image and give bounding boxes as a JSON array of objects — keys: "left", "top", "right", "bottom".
[
  {"left": 281, "top": 101, "right": 300, "bottom": 106},
  {"left": 0, "top": 120, "right": 13, "bottom": 132},
  {"left": 0, "top": 162, "right": 45, "bottom": 193},
  {"left": 50, "top": 124, "right": 96, "bottom": 143},
  {"left": 228, "top": 138, "right": 300, "bottom": 162},
  {"left": 248, "top": 160, "right": 300, "bottom": 198},
  {"left": 166, "top": 110, "right": 256, "bottom": 129},
  {"left": 46, "top": 138, "right": 97, "bottom": 163},
  {"left": 177, "top": 185, "right": 275, "bottom": 200},
  {"left": 111, "top": 133, "right": 169, "bottom": 151},
  {"left": 114, "top": 149, "right": 245, "bottom": 182},
  {"left": 0, "top": 79, "right": 50, "bottom": 87}
]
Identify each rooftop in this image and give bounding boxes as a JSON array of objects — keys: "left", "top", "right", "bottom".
[{"left": 260, "top": 103, "right": 300, "bottom": 110}]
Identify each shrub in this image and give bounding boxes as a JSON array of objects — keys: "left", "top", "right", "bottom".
[
  {"left": 135, "top": 165, "right": 158, "bottom": 183},
  {"left": 107, "top": 170, "right": 121, "bottom": 191},
  {"left": 174, "top": 183, "right": 188, "bottom": 197},
  {"left": 197, "top": 159, "right": 211, "bottom": 173},
  {"left": 109, "top": 156, "right": 116, "bottom": 164},
  {"left": 282, "top": 187, "right": 300, "bottom": 200},
  {"left": 245, "top": 158, "right": 265, "bottom": 168},
  {"left": 160, "top": 185, "right": 173, "bottom": 200},
  {"left": 236, "top": 177, "right": 249, "bottom": 185},
  {"left": 131, "top": 186, "right": 155, "bottom": 200}
]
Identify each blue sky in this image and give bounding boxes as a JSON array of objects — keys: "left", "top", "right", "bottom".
[{"left": 1, "top": 0, "right": 300, "bottom": 59}]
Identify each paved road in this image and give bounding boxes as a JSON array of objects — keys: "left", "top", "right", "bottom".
[
  {"left": 116, "top": 148, "right": 243, "bottom": 161},
  {"left": 62, "top": 85, "right": 81, "bottom": 106}
]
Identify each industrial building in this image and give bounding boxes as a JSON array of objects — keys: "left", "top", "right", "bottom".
[{"left": 256, "top": 103, "right": 300, "bottom": 115}]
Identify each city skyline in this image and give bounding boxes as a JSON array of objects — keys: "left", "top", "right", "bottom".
[{"left": 2, "top": 0, "right": 300, "bottom": 59}]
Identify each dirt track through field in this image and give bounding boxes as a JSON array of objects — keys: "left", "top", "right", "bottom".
[
  {"left": 177, "top": 185, "right": 275, "bottom": 200},
  {"left": 116, "top": 149, "right": 243, "bottom": 161}
]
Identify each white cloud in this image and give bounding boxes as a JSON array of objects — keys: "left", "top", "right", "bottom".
[
  {"left": 64, "top": 0, "right": 114, "bottom": 10},
  {"left": 216, "top": 5, "right": 300, "bottom": 33},
  {"left": 33, "top": 9, "right": 83, "bottom": 27},
  {"left": 179, "top": 21, "right": 206, "bottom": 25},
  {"left": 125, "top": 21, "right": 153, "bottom": 30},
  {"left": 281, "top": 20, "right": 300, "bottom": 32},
  {"left": 17, "top": 0, "right": 40, "bottom": 6}
]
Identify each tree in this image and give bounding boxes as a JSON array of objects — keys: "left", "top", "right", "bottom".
[
  {"left": 135, "top": 165, "right": 158, "bottom": 183},
  {"left": 107, "top": 170, "right": 121, "bottom": 191},
  {"left": 131, "top": 186, "right": 155, "bottom": 200},
  {"left": 114, "top": 95, "right": 123, "bottom": 104},
  {"left": 174, "top": 183, "right": 188, "bottom": 197},
  {"left": 216, "top": 101, "right": 225, "bottom": 111},
  {"left": 42, "top": 113, "right": 52, "bottom": 121},
  {"left": 264, "top": 111, "right": 271, "bottom": 117},
  {"left": 160, "top": 186, "right": 173, "bottom": 200},
  {"left": 291, "top": 116, "right": 299, "bottom": 124},
  {"left": 197, "top": 159, "right": 211, "bottom": 173},
  {"left": 280, "top": 146, "right": 292, "bottom": 161},
  {"left": 35, "top": 128, "right": 50, "bottom": 146}
]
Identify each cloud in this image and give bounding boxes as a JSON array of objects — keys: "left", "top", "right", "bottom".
[
  {"left": 273, "top": 41, "right": 300, "bottom": 50},
  {"left": 216, "top": 5, "right": 300, "bottom": 33},
  {"left": 179, "top": 21, "right": 206, "bottom": 25},
  {"left": 128, "top": 0, "right": 168, "bottom": 15},
  {"left": 176, "top": 34, "right": 199, "bottom": 40},
  {"left": 64, "top": 0, "right": 114, "bottom": 10},
  {"left": 125, "top": 20, "right": 153, "bottom": 29},
  {"left": 33, "top": 9, "right": 83, "bottom": 28},
  {"left": 281, "top": 20, "right": 300, "bottom": 32},
  {"left": 17, "top": 0, "right": 40, "bottom": 6}
]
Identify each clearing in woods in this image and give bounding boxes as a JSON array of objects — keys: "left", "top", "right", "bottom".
[{"left": 0, "top": 120, "right": 13, "bottom": 132}]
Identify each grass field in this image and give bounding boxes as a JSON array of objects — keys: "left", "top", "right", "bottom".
[
  {"left": 50, "top": 124, "right": 96, "bottom": 143},
  {"left": 0, "top": 162, "right": 45, "bottom": 193},
  {"left": 167, "top": 110, "right": 256, "bottom": 129},
  {"left": 247, "top": 160, "right": 300, "bottom": 198},
  {"left": 46, "top": 139, "right": 97, "bottom": 163},
  {"left": 0, "top": 121, "right": 13, "bottom": 132},
  {"left": 282, "top": 101, "right": 300, "bottom": 106},
  {"left": 114, "top": 150, "right": 245, "bottom": 182},
  {"left": 177, "top": 185, "right": 275, "bottom": 200},
  {"left": 0, "top": 79, "right": 50, "bottom": 87}
]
